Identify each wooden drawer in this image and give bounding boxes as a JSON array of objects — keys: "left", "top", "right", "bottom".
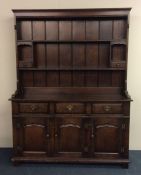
[
  {"left": 20, "top": 103, "right": 48, "bottom": 113},
  {"left": 92, "top": 103, "right": 122, "bottom": 114},
  {"left": 56, "top": 103, "right": 85, "bottom": 114}
]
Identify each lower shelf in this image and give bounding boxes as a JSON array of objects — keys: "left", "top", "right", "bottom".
[{"left": 11, "top": 156, "right": 129, "bottom": 166}]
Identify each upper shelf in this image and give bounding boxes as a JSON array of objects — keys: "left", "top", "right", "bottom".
[
  {"left": 17, "top": 40, "right": 127, "bottom": 44},
  {"left": 18, "top": 67, "right": 126, "bottom": 71}
]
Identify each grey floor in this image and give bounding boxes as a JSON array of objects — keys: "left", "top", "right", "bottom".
[{"left": 0, "top": 149, "right": 141, "bottom": 175}]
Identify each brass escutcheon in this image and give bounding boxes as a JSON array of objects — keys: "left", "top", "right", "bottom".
[
  {"left": 31, "top": 105, "right": 37, "bottom": 111},
  {"left": 104, "top": 105, "right": 112, "bottom": 112},
  {"left": 66, "top": 104, "right": 73, "bottom": 111}
]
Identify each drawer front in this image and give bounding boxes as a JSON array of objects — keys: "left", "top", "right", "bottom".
[
  {"left": 56, "top": 103, "right": 85, "bottom": 114},
  {"left": 20, "top": 103, "right": 48, "bottom": 113},
  {"left": 92, "top": 103, "right": 122, "bottom": 114}
]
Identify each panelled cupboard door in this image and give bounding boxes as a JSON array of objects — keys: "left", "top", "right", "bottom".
[
  {"left": 13, "top": 117, "right": 52, "bottom": 157},
  {"left": 93, "top": 117, "right": 123, "bottom": 159},
  {"left": 54, "top": 117, "right": 92, "bottom": 158}
]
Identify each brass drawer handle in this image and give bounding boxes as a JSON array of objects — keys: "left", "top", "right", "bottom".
[
  {"left": 66, "top": 104, "right": 73, "bottom": 112},
  {"left": 31, "top": 105, "right": 38, "bottom": 111},
  {"left": 104, "top": 105, "right": 112, "bottom": 112}
]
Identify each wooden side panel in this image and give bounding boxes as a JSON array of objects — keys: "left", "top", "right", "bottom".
[
  {"left": 122, "top": 118, "right": 129, "bottom": 158},
  {"left": 12, "top": 102, "right": 19, "bottom": 114}
]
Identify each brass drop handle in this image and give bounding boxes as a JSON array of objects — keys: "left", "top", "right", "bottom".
[
  {"left": 104, "top": 105, "right": 112, "bottom": 112},
  {"left": 66, "top": 104, "right": 73, "bottom": 112},
  {"left": 31, "top": 105, "right": 38, "bottom": 111}
]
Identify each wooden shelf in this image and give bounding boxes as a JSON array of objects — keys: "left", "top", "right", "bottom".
[
  {"left": 17, "top": 40, "right": 126, "bottom": 44},
  {"left": 11, "top": 87, "right": 131, "bottom": 102},
  {"left": 18, "top": 67, "right": 126, "bottom": 71}
]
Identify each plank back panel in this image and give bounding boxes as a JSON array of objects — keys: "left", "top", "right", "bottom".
[
  {"left": 17, "top": 16, "right": 128, "bottom": 89},
  {"left": 33, "top": 21, "right": 46, "bottom": 40}
]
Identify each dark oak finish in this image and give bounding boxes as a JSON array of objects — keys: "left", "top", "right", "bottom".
[{"left": 10, "top": 9, "right": 132, "bottom": 167}]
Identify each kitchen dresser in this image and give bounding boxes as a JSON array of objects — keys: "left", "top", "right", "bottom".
[{"left": 10, "top": 8, "right": 132, "bottom": 167}]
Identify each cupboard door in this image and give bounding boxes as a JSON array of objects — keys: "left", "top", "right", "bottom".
[
  {"left": 54, "top": 117, "right": 82, "bottom": 157},
  {"left": 54, "top": 117, "right": 91, "bottom": 158},
  {"left": 13, "top": 117, "right": 51, "bottom": 156},
  {"left": 93, "top": 117, "right": 122, "bottom": 158}
]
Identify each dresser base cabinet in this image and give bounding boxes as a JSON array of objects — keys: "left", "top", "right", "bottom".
[
  {"left": 11, "top": 9, "right": 132, "bottom": 167},
  {"left": 11, "top": 100, "right": 130, "bottom": 167},
  {"left": 11, "top": 114, "right": 129, "bottom": 167}
]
